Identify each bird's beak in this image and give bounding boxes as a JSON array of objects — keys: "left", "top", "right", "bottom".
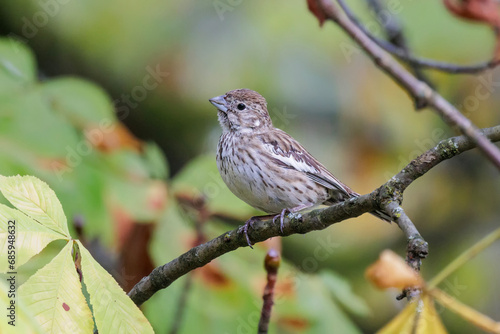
[{"left": 209, "top": 95, "right": 228, "bottom": 113}]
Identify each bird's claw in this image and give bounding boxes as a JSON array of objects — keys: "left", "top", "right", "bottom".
[
  {"left": 242, "top": 218, "right": 256, "bottom": 249},
  {"left": 273, "top": 208, "right": 290, "bottom": 234},
  {"left": 243, "top": 210, "right": 291, "bottom": 248}
]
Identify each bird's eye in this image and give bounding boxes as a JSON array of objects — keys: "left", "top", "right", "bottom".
[{"left": 237, "top": 103, "right": 246, "bottom": 110}]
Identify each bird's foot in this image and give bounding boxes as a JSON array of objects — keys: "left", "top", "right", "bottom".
[
  {"left": 273, "top": 208, "right": 291, "bottom": 234},
  {"left": 242, "top": 217, "right": 258, "bottom": 248},
  {"left": 273, "top": 204, "right": 311, "bottom": 233},
  {"left": 242, "top": 215, "right": 274, "bottom": 249}
]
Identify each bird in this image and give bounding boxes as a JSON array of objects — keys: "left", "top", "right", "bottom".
[{"left": 209, "top": 88, "right": 390, "bottom": 246}]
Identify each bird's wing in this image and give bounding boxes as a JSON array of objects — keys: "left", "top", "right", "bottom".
[
  {"left": 257, "top": 129, "right": 391, "bottom": 222},
  {"left": 258, "top": 129, "right": 356, "bottom": 197}
]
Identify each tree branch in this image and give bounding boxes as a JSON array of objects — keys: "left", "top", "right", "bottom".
[
  {"left": 387, "top": 125, "right": 500, "bottom": 193},
  {"left": 315, "top": 0, "right": 500, "bottom": 170},
  {"left": 127, "top": 125, "right": 500, "bottom": 306},
  {"left": 341, "top": 0, "right": 500, "bottom": 74},
  {"left": 365, "top": 0, "right": 435, "bottom": 91}
]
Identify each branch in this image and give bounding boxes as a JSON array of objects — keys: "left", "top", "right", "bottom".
[
  {"left": 128, "top": 192, "right": 377, "bottom": 306},
  {"left": 315, "top": 0, "right": 500, "bottom": 170},
  {"left": 365, "top": 0, "right": 435, "bottom": 89},
  {"left": 167, "top": 275, "right": 192, "bottom": 334},
  {"left": 127, "top": 125, "right": 500, "bottom": 306},
  {"left": 386, "top": 125, "right": 500, "bottom": 193},
  {"left": 341, "top": 0, "right": 500, "bottom": 74}
]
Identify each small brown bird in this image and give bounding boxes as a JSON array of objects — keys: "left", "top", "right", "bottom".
[{"left": 209, "top": 89, "right": 390, "bottom": 246}]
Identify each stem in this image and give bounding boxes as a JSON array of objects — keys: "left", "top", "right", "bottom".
[
  {"left": 428, "top": 227, "right": 500, "bottom": 289},
  {"left": 430, "top": 289, "right": 500, "bottom": 333},
  {"left": 258, "top": 249, "right": 281, "bottom": 334}
]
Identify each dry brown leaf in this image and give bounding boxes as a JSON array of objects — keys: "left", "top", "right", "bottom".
[
  {"left": 119, "top": 223, "right": 155, "bottom": 291},
  {"left": 307, "top": 0, "right": 326, "bottom": 27},
  {"left": 194, "top": 262, "right": 232, "bottom": 288},
  {"left": 443, "top": 0, "right": 500, "bottom": 27},
  {"left": 443, "top": 0, "right": 500, "bottom": 60},
  {"left": 85, "top": 122, "right": 142, "bottom": 153},
  {"left": 277, "top": 317, "right": 311, "bottom": 331},
  {"left": 366, "top": 250, "right": 424, "bottom": 289}
]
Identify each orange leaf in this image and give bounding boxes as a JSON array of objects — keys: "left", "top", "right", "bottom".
[
  {"left": 443, "top": 0, "right": 500, "bottom": 60},
  {"left": 443, "top": 0, "right": 500, "bottom": 27},
  {"left": 194, "top": 262, "right": 232, "bottom": 288},
  {"left": 85, "top": 122, "right": 142, "bottom": 153},
  {"left": 277, "top": 317, "right": 310, "bottom": 331},
  {"left": 307, "top": 0, "right": 326, "bottom": 27},
  {"left": 366, "top": 250, "right": 424, "bottom": 289}
]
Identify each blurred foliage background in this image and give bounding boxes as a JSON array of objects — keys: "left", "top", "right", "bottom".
[{"left": 0, "top": 0, "right": 499, "bottom": 332}]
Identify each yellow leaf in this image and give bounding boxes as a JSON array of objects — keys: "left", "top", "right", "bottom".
[
  {"left": 0, "top": 279, "right": 44, "bottom": 334},
  {"left": 19, "top": 241, "right": 94, "bottom": 333},
  {"left": 0, "top": 175, "right": 69, "bottom": 237},
  {"left": 77, "top": 241, "right": 154, "bottom": 334},
  {"left": 430, "top": 289, "right": 500, "bottom": 333},
  {"left": 0, "top": 203, "right": 65, "bottom": 272},
  {"left": 377, "top": 293, "right": 447, "bottom": 334}
]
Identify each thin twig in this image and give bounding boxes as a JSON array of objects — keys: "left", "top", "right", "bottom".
[
  {"left": 366, "top": 0, "right": 436, "bottom": 102},
  {"left": 127, "top": 126, "right": 500, "bottom": 306},
  {"left": 382, "top": 202, "right": 427, "bottom": 271},
  {"left": 382, "top": 201, "right": 427, "bottom": 301},
  {"left": 316, "top": 0, "right": 500, "bottom": 169},
  {"left": 168, "top": 275, "right": 193, "bottom": 334},
  {"left": 428, "top": 227, "right": 500, "bottom": 289},
  {"left": 340, "top": 0, "right": 500, "bottom": 74},
  {"left": 386, "top": 125, "right": 500, "bottom": 194},
  {"left": 168, "top": 193, "right": 209, "bottom": 334},
  {"left": 258, "top": 249, "right": 281, "bottom": 334}
]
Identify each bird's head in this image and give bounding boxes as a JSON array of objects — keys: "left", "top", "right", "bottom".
[{"left": 209, "top": 89, "right": 273, "bottom": 133}]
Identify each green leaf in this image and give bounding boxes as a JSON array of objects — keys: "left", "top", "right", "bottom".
[
  {"left": 19, "top": 241, "right": 94, "bottom": 333},
  {"left": 41, "top": 77, "right": 117, "bottom": 125},
  {"left": 320, "top": 269, "right": 371, "bottom": 317},
  {"left": 0, "top": 175, "right": 70, "bottom": 237},
  {"left": 142, "top": 142, "right": 169, "bottom": 179},
  {"left": 0, "top": 38, "right": 36, "bottom": 95},
  {"left": 0, "top": 279, "right": 44, "bottom": 334},
  {"left": 0, "top": 90, "right": 80, "bottom": 157},
  {"left": 0, "top": 203, "right": 66, "bottom": 273},
  {"left": 77, "top": 241, "right": 154, "bottom": 333},
  {"left": 106, "top": 177, "right": 167, "bottom": 222}
]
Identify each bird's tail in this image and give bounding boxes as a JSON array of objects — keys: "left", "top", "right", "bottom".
[
  {"left": 370, "top": 210, "right": 392, "bottom": 222},
  {"left": 349, "top": 191, "right": 392, "bottom": 222}
]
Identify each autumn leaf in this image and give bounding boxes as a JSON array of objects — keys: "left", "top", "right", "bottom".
[
  {"left": 307, "top": 0, "right": 326, "bottom": 27},
  {"left": 365, "top": 250, "right": 424, "bottom": 289},
  {"left": 443, "top": 0, "right": 500, "bottom": 27},
  {"left": 85, "top": 122, "right": 142, "bottom": 152},
  {"left": 443, "top": 0, "right": 500, "bottom": 59},
  {"left": 377, "top": 293, "right": 447, "bottom": 334}
]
